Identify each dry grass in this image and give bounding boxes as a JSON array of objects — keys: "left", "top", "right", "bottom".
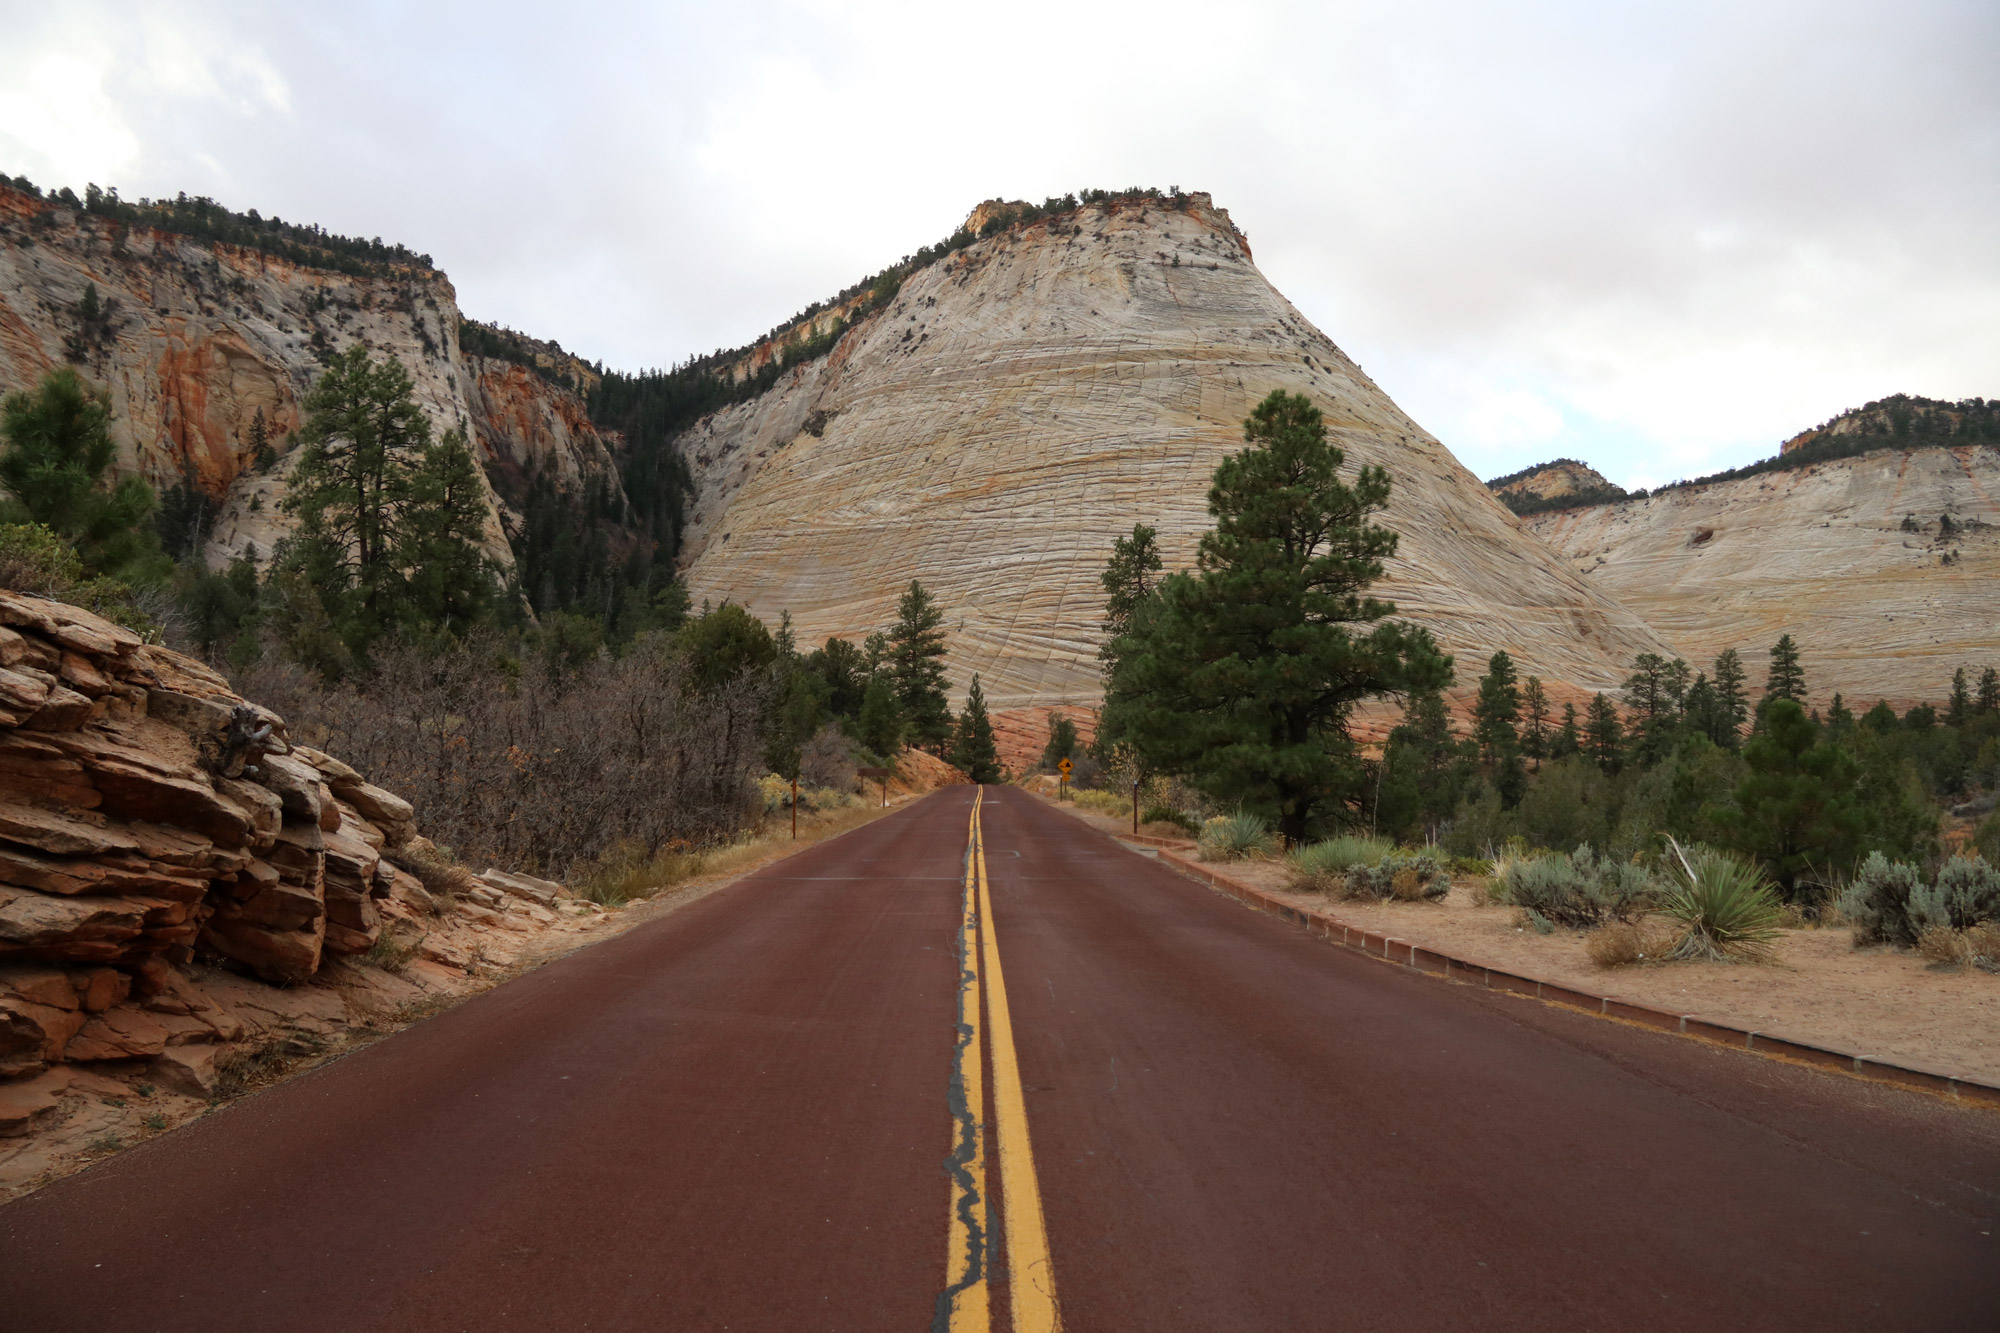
[
  {"left": 577, "top": 801, "right": 898, "bottom": 906},
  {"left": 1917, "top": 922, "right": 2000, "bottom": 970},
  {"left": 1585, "top": 919, "right": 1680, "bottom": 968}
]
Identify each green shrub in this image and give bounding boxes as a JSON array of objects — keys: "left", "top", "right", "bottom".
[
  {"left": 1661, "top": 842, "right": 1782, "bottom": 961},
  {"left": 1342, "top": 850, "right": 1449, "bottom": 902},
  {"left": 1494, "top": 844, "right": 1655, "bottom": 928},
  {"left": 1141, "top": 804, "right": 1198, "bottom": 835},
  {"left": 1908, "top": 855, "right": 2000, "bottom": 935},
  {"left": 1198, "top": 812, "right": 1277, "bottom": 862},
  {"left": 1840, "top": 852, "right": 1923, "bottom": 946},
  {"left": 1288, "top": 835, "right": 1395, "bottom": 891},
  {"left": 1451, "top": 855, "right": 1494, "bottom": 877}
]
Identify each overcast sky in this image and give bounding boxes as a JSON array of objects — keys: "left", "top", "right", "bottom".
[{"left": 2, "top": 0, "right": 1993, "bottom": 489}]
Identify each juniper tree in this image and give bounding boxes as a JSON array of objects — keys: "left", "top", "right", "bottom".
[{"left": 1100, "top": 390, "right": 1451, "bottom": 842}]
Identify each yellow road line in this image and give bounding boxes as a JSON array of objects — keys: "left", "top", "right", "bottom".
[
  {"left": 941, "top": 792, "right": 990, "bottom": 1332},
  {"left": 975, "top": 792, "right": 1064, "bottom": 1333}
]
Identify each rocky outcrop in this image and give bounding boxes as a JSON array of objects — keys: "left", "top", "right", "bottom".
[
  {"left": 1488, "top": 459, "right": 1623, "bottom": 506},
  {"left": 676, "top": 193, "right": 1672, "bottom": 709},
  {"left": 1521, "top": 446, "right": 2000, "bottom": 707},
  {"left": 0, "top": 184, "right": 626, "bottom": 573},
  {"left": 0, "top": 590, "right": 593, "bottom": 1137}
]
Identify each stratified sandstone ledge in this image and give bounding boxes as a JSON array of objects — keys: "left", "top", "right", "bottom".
[{"left": 0, "top": 591, "right": 591, "bottom": 1138}]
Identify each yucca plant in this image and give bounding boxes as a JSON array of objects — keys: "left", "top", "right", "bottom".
[
  {"left": 1661, "top": 839, "right": 1782, "bottom": 961},
  {"left": 1198, "top": 812, "right": 1278, "bottom": 862}
]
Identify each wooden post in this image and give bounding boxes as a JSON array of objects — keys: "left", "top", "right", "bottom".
[
  {"left": 792, "top": 776, "right": 798, "bottom": 840},
  {"left": 1132, "top": 779, "right": 1140, "bottom": 836}
]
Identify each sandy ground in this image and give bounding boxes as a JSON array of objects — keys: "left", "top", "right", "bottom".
[{"left": 1044, "top": 798, "right": 2000, "bottom": 1086}]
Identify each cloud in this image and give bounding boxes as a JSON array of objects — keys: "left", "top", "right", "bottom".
[{"left": 2, "top": 0, "right": 1992, "bottom": 487}]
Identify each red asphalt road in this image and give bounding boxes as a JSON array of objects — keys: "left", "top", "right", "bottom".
[{"left": 2, "top": 787, "right": 1997, "bottom": 1330}]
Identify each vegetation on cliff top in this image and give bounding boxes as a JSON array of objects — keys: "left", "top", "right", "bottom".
[
  {"left": 1495, "top": 394, "right": 1998, "bottom": 516},
  {"left": 2, "top": 173, "right": 436, "bottom": 277}
]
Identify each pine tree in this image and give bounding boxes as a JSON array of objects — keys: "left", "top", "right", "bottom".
[
  {"left": 1377, "top": 676, "right": 1471, "bottom": 841},
  {"left": 1472, "top": 650, "right": 1521, "bottom": 767},
  {"left": 0, "top": 367, "right": 163, "bottom": 580},
  {"left": 1098, "top": 523, "right": 1163, "bottom": 683},
  {"left": 1721, "top": 698, "right": 1864, "bottom": 900},
  {"left": 1763, "top": 634, "right": 1806, "bottom": 710},
  {"left": 949, "top": 675, "right": 1001, "bottom": 782},
  {"left": 398, "top": 429, "right": 494, "bottom": 634},
  {"left": 856, "top": 671, "right": 903, "bottom": 756},
  {"left": 887, "top": 579, "right": 953, "bottom": 753},
  {"left": 1947, "top": 668, "right": 1972, "bottom": 728},
  {"left": 1586, "top": 693, "right": 1623, "bottom": 774},
  {"left": 1520, "top": 675, "right": 1549, "bottom": 770},
  {"left": 247, "top": 406, "right": 275, "bottom": 471},
  {"left": 1979, "top": 667, "right": 2000, "bottom": 715},
  {"left": 1711, "top": 647, "right": 1749, "bottom": 748},
  {"left": 1625, "top": 652, "right": 1689, "bottom": 767},
  {"left": 1100, "top": 390, "right": 1452, "bottom": 842},
  {"left": 1549, "top": 701, "right": 1580, "bottom": 758},
  {"left": 1827, "top": 692, "right": 1855, "bottom": 734},
  {"left": 273, "top": 349, "right": 496, "bottom": 665},
  {"left": 1041, "top": 715, "right": 1079, "bottom": 771}
]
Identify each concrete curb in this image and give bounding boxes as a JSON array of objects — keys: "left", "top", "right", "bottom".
[{"left": 1113, "top": 832, "right": 2000, "bottom": 1111}]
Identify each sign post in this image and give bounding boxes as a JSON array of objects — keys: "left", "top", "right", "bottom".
[
  {"left": 791, "top": 776, "right": 799, "bottom": 840},
  {"left": 1132, "top": 778, "right": 1140, "bottom": 836},
  {"left": 858, "top": 766, "right": 891, "bottom": 808},
  {"left": 1058, "top": 756, "right": 1072, "bottom": 801}
]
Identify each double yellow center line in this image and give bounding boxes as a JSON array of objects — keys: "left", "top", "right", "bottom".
[{"left": 938, "top": 788, "right": 1061, "bottom": 1333}]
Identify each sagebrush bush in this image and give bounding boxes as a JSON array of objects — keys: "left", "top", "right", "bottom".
[
  {"left": 1661, "top": 842, "right": 1781, "bottom": 961},
  {"left": 1198, "top": 812, "right": 1278, "bottom": 861},
  {"left": 1495, "top": 845, "right": 1655, "bottom": 928},
  {"left": 1287, "top": 835, "right": 1395, "bottom": 891},
  {"left": 1341, "top": 851, "right": 1448, "bottom": 902},
  {"left": 1840, "top": 852, "right": 1924, "bottom": 946},
  {"left": 1908, "top": 855, "right": 2000, "bottom": 935}
]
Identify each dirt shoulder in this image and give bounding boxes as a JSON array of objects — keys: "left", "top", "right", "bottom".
[{"left": 1040, "top": 796, "right": 2000, "bottom": 1087}]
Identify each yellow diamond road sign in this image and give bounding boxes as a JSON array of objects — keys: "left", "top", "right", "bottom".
[{"left": 1058, "top": 758, "right": 1073, "bottom": 776}]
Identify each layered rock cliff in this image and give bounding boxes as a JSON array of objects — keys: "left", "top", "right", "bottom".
[
  {"left": 1522, "top": 445, "right": 2000, "bottom": 706},
  {"left": 676, "top": 193, "right": 1672, "bottom": 708},
  {"left": 0, "top": 589, "right": 599, "bottom": 1172},
  {"left": 0, "top": 184, "right": 627, "bottom": 571}
]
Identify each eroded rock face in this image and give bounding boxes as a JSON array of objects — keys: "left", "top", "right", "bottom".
[
  {"left": 0, "top": 184, "right": 625, "bottom": 574},
  {"left": 1521, "top": 446, "right": 2000, "bottom": 706},
  {"left": 0, "top": 591, "right": 591, "bottom": 1100},
  {"left": 1490, "top": 460, "right": 1622, "bottom": 505},
  {"left": 677, "top": 193, "right": 1671, "bottom": 708}
]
